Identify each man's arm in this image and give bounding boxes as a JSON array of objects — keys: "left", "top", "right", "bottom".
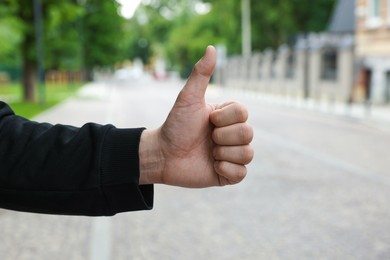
[
  {"left": 0, "top": 45, "right": 253, "bottom": 216},
  {"left": 0, "top": 102, "right": 153, "bottom": 216}
]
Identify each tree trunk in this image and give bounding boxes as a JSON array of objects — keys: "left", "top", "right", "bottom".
[
  {"left": 86, "top": 68, "right": 94, "bottom": 82},
  {"left": 18, "top": 2, "right": 36, "bottom": 103},
  {"left": 21, "top": 35, "right": 36, "bottom": 102}
]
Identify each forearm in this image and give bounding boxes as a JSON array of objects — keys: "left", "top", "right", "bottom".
[{"left": 0, "top": 101, "right": 153, "bottom": 216}]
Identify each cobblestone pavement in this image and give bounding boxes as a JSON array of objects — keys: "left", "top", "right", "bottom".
[{"left": 1, "top": 76, "right": 390, "bottom": 259}]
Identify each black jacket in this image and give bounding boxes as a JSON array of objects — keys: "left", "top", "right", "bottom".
[{"left": 0, "top": 101, "right": 153, "bottom": 216}]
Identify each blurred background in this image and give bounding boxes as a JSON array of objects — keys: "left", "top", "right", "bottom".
[
  {"left": 0, "top": 0, "right": 337, "bottom": 109},
  {"left": 1, "top": 0, "right": 390, "bottom": 259}
]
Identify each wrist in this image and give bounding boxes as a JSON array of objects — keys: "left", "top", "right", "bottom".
[{"left": 139, "top": 129, "right": 165, "bottom": 185}]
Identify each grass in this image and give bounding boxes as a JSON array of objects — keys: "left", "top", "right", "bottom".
[{"left": 0, "top": 82, "right": 84, "bottom": 119}]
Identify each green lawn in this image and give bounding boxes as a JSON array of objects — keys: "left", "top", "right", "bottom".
[{"left": 0, "top": 82, "right": 84, "bottom": 119}]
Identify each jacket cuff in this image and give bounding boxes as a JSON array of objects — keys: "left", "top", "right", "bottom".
[{"left": 100, "top": 127, "right": 153, "bottom": 214}]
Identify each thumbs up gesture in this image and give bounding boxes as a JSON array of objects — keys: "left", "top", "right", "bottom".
[{"left": 139, "top": 46, "right": 254, "bottom": 188}]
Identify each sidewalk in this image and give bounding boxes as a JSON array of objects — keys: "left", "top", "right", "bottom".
[
  {"left": 215, "top": 86, "right": 390, "bottom": 130},
  {"left": 263, "top": 94, "right": 390, "bottom": 122}
]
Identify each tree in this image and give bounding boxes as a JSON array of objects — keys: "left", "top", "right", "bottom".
[
  {"left": 0, "top": 0, "right": 83, "bottom": 101},
  {"left": 250, "top": 0, "right": 337, "bottom": 50},
  {"left": 81, "top": 0, "right": 126, "bottom": 79},
  {"left": 125, "top": 0, "right": 336, "bottom": 77},
  {"left": 0, "top": 0, "right": 337, "bottom": 97},
  {"left": 0, "top": 0, "right": 127, "bottom": 101},
  {"left": 0, "top": 5, "right": 22, "bottom": 67},
  {"left": 123, "top": 1, "right": 181, "bottom": 65},
  {"left": 128, "top": 0, "right": 232, "bottom": 77},
  {"left": 44, "top": 1, "right": 84, "bottom": 71}
]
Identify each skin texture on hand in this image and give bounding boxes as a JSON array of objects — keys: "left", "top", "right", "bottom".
[{"left": 139, "top": 46, "right": 254, "bottom": 188}]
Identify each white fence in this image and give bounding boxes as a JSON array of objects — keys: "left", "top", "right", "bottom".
[{"left": 220, "top": 33, "right": 355, "bottom": 104}]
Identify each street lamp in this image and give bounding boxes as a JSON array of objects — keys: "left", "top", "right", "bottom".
[{"left": 242, "top": 0, "right": 251, "bottom": 57}]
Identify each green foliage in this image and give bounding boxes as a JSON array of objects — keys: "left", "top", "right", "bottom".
[
  {"left": 128, "top": 0, "right": 232, "bottom": 77},
  {"left": 0, "top": 0, "right": 127, "bottom": 72},
  {"left": 250, "top": 0, "right": 337, "bottom": 50},
  {"left": 166, "top": 13, "right": 227, "bottom": 77},
  {"left": 82, "top": 0, "right": 126, "bottom": 69},
  {"left": 0, "top": 0, "right": 337, "bottom": 82},
  {"left": 0, "top": 0, "right": 130, "bottom": 102},
  {"left": 0, "top": 4, "right": 22, "bottom": 66},
  {"left": 123, "top": 3, "right": 177, "bottom": 64},
  {"left": 127, "top": 0, "right": 336, "bottom": 77},
  {"left": 44, "top": 1, "right": 84, "bottom": 70}
]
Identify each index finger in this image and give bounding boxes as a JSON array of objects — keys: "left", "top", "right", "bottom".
[{"left": 210, "top": 102, "right": 248, "bottom": 127}]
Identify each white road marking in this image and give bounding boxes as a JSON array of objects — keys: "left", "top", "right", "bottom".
[{"left": 90, "top": 217, "right": 112, "bottom": 260}]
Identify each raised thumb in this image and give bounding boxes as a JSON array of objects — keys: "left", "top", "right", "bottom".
[{"left": 182, "top": 45, "right": 216, "bottom": 99}]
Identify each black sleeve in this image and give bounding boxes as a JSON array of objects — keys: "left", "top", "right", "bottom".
[{"left": 0, "top": 101, "right": 153, "bottom": 216}]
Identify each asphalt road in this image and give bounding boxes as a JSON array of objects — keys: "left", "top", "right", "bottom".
[{"left": 1, "top": 76, "right": 390, "bottom": 260}]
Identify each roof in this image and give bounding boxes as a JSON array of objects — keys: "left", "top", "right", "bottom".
[{"left": 328, "top": 0, "right": 356, "bottom": 33}]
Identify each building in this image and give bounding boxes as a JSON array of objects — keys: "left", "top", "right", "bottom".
[
  {"left": 221, "top": 0, "right": 390, "bottom": 106},
  {"left": 355, "top": 0, "right": 390, "bottom": 104}
]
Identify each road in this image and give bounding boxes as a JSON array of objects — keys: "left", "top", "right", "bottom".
[{"left": 1, "top": 76, "right": 390, "bottom": 259}]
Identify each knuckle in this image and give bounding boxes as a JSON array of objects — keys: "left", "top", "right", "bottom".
[
  {"left": 211, "top": 111, "right": 222, "bottom": 126},
  {"left": 215, "top": 161, "right": 247, "bottom": 184},
  {"left": 234, "top": 103, "right": 248, "bottom": 122},
  {"left": 193, "top": 62, "right": 201, "bottom": 74},
  {"left": 212, "top": 130, "right": 219, "bottom": 142},
  {"left": 240, "top": 124, "right": 253, "bottom": 143},
  {"left": 235, "top": 166, "right": 247, "bottom": 182},
  {"left": 214, "top": 160, "right": 225, "bottom": 173},
  {"left": 213, "top": 146, "right": 223, "bottom": 160},
  {"left": 193, "top": 61, "right": 209, "bottom": 78},
  {"left": 212, "top": 128, "right": 224, "bottom": 144},
  {"left": 242, "top": 146, "right": 254, "bottom": 164}
]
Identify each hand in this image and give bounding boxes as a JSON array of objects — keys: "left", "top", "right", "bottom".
[{"left": 139, "top": 46, "right": 254, "bottom": 188}]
